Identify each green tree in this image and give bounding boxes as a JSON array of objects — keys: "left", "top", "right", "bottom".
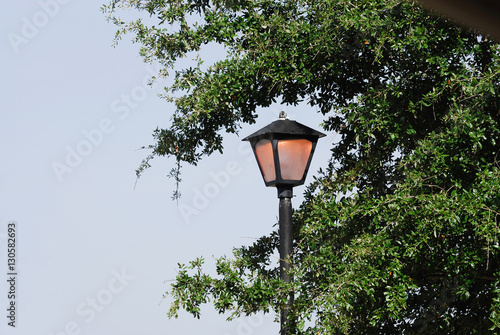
[{"left": 103, "top": 0, "right": 500, "bottom": 333}]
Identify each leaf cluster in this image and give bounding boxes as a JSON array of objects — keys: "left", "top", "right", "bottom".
[{"left": 103, "top": 0, "right": 500, "bottom": 333}]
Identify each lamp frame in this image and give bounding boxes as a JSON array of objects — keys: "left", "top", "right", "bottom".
[{"left": 249, "top": 134, "right": 319, "bottom": 187}]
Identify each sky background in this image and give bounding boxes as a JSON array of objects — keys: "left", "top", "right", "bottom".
[{"left": 0, "top": 1, "right": 333, "bottom": 334}]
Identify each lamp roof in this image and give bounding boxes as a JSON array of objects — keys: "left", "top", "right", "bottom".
[{"left": 242, "top": 116, "right": 326, "bottom": 142}]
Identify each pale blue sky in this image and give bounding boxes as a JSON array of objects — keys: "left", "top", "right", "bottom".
[{"left": 0, "top": 2, "right": 332, "bottom": 334}]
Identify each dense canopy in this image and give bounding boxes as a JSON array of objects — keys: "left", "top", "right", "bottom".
[{"left": 103, "top": 0, "right": 500, "bottom": 333}]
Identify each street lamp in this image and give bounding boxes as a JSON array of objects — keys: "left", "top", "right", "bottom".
[{"left": 243, "top": 111, "right": 325, "bottom": 334}]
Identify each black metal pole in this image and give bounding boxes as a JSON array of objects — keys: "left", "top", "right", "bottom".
[{"left": 278, "top": 185, "right": 294, "bottom": 335}]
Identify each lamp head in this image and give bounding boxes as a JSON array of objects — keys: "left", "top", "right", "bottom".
[{"left": 242, "top": 112, "right": 326, "bottom": 189}]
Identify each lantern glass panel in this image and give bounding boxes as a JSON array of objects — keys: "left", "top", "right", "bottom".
[
  {"left": 255, "top": 139, "right": 276, "bottom": 182},
  {"left": 277, "top": 139, "right": 312, "bottom": 181}
]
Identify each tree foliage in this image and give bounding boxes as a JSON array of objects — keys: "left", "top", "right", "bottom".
[{"left": 103, "top": 0, "right": 500, "bottom": 333}]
